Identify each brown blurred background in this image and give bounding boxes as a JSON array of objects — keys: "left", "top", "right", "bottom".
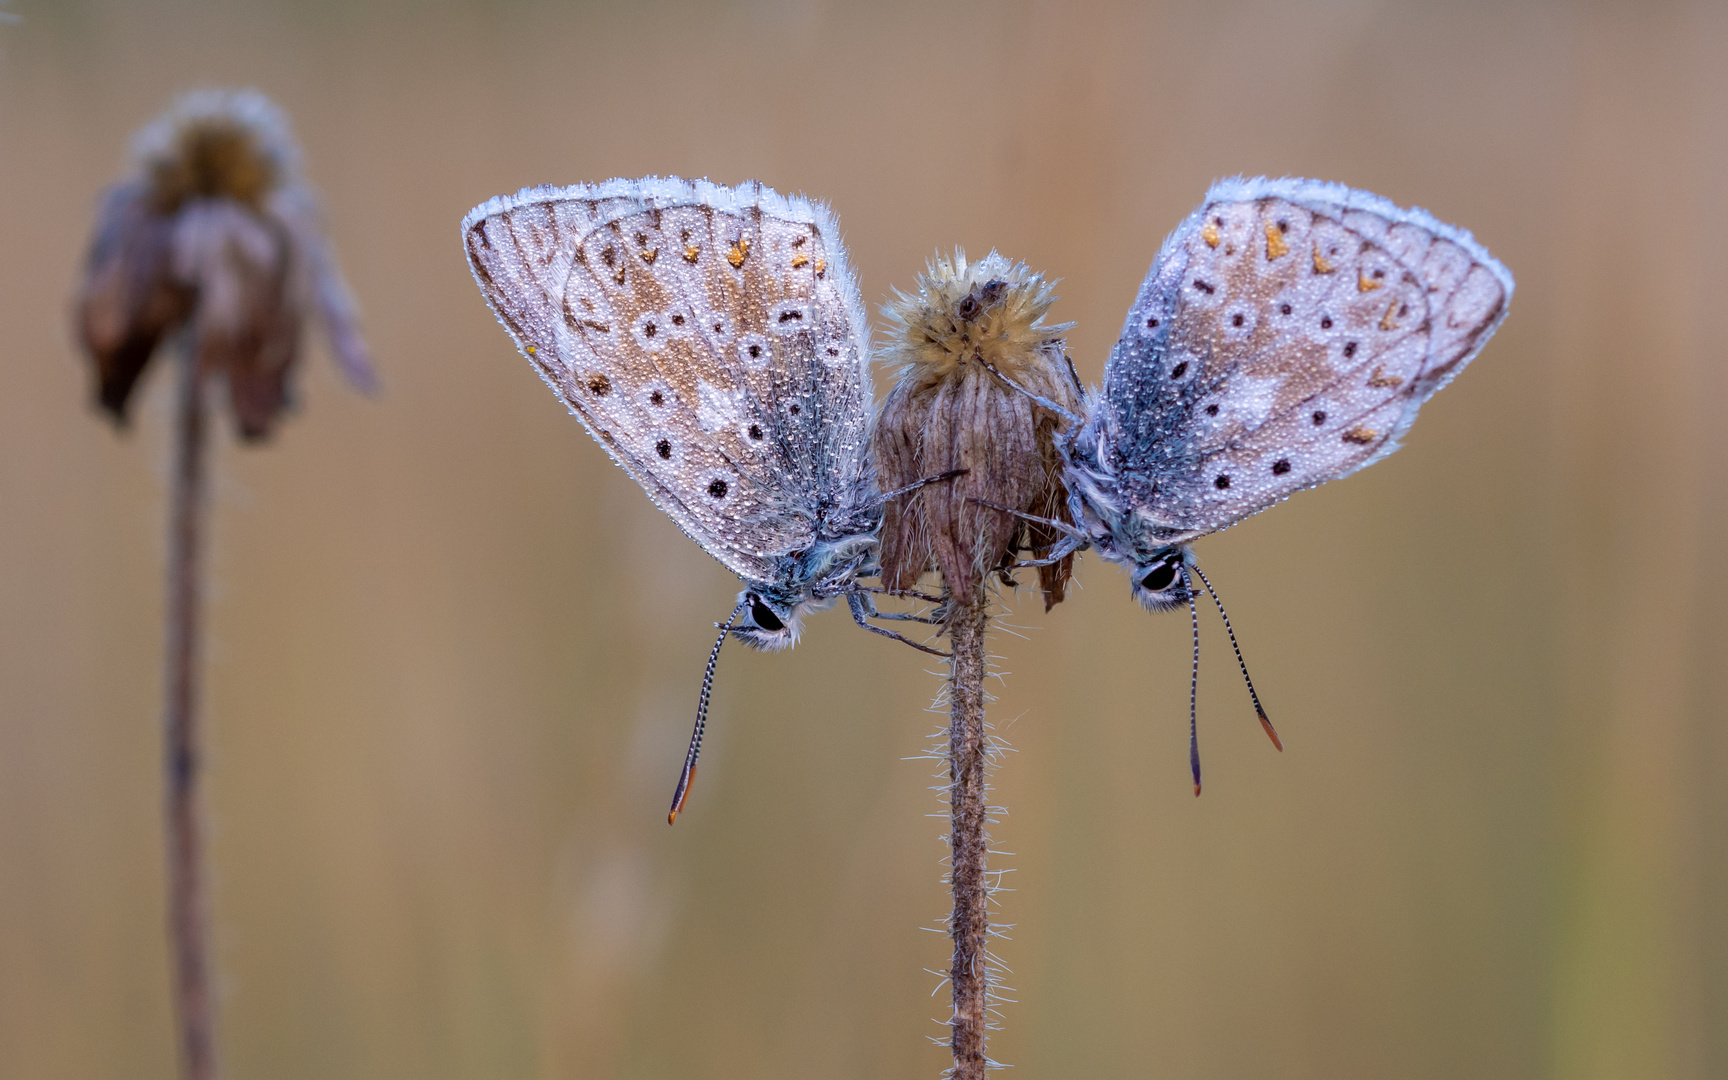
[{"left": 1, "top": 0, "right": 1724, "bottom": 1076}]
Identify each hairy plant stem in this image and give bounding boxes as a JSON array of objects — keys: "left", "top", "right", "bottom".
[
  {"left": 946, "top": 586, "right": 991, "bottom": 1080},
  {"left": 165, "top": 344, "right": 219, "bottom": 1080}
]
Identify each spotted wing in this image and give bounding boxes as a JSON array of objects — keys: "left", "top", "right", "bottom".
[
  {"left": 463, "top": 177, "right": 873, "bottom": 583},
  {"left": 1093, "top": 176, "right": 1513, "bottom": 541}
]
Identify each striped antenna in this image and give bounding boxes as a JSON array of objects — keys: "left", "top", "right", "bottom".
[
  {"left": 1184, "top": 567, "right": 1202, "bottom": 797},
  {"left": 668, "top": 598, "right": 749, "bottom": 824},
  {"left": 1191, "top": 565, "right": 1282, "bottom": 752}
]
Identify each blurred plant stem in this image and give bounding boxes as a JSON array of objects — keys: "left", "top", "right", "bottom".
[
  {"left": 164, "top": 341, "right": 219, "bottom": 1080},
  {"left": 945, "top": 588, "right": 991, "bottom": 1080}
]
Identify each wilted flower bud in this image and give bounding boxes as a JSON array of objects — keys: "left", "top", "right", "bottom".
[
  {"left": 873, "top": 251, "right": 1081, "bottom": 607},
  {"left": 76, "top": 88, "right": 375, "bottom": 440}
]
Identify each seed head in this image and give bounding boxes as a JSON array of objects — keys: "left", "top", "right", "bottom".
[
  {"left": 873, "top": 250, "right": 1080, "bottom": 606},
  {"left": 76, "top": 88, "right": 375, "bottom": 440}
]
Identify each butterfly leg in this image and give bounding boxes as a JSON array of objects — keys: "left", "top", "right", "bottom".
[
  {"left": 870, "top": 468, "right": 968, "bottom": 510},
  {"left": 980, "top": 361, "right": 1085, "bottom": 427},
  {"left": 853, "top": 581, "right": 947, "bottom": 604},
  {"left": 1008, "top": 533, "right": 1088, "bottom": 569},
  {"left": 866, "top": 609, "right": 945, "bottom": 625},
  {"left": 967, "top": 496, "right": 1084, "bottom": 537},
  {"left": 967, "top": 497, "right": 1091, "bottom": 568},
  {"left": 847, "top": 592, "right": 950, "bottom": 656},
  {"left": 849, "top": 586, "right": 945, "bottom": 624}
]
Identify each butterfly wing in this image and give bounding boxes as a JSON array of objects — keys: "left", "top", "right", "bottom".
[
  {"left": 1093, "top": 176, "right": 1513, "bottom": 541},
  {"left": 463, "top": 178, "right": 873, "bottom": 583}
]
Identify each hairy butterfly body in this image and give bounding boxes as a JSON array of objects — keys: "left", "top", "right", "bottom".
[{"left": 463, "top": 177, "right": 937, "bottom": 820}]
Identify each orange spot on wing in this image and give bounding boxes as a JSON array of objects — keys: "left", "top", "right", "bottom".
[
  {"left": 1357, "top": 270, "right": 1383, "bottom": 292},
  {"left": 1342, "top": 425, "right": 1378, "bottom": 444},
  {"left": 1312, "top": 245, "right": 1335, "bottom": 274},
  {"left": 1264, "top": 222, "right": 1289, "bottom": 260},
  {"left": 683, "top": 244, "right": 699, "bottom": 263},
  {"left": 727, "top": 238, "right": 750, "bottom": 268},
  {"left": 639, "top": 247, "right": 658, "bottom": 265},
  {"left": 1202, "top": 221, "right": 1221, "bottom": 248},
  {"left": 790, "top": 251, "right": 809, "bottom": 269},
  {"left": 1379, "top": 299, "right": 1399, "bottom": 330},
  {"left": 1367, "top": 366, "right": 1403, "bottom": 388}
]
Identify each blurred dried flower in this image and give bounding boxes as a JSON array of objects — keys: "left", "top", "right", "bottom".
[
  {"left": 76, "top": 88, "right": 376, "bottom": 439},
  {"left": 873, "top": 250, "right": 1081, "bottom": 608}
]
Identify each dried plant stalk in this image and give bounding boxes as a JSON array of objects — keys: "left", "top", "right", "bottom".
[
  {"left": 75, "top": 89, "right": 375, "bottom": 1080},
  {"left": 873, "top": 251, "right": 1078, "bottom": 1077},
  {"left": 944, "top": 591, "right": 991, "bottom": 1079},
  {"left": 164, "top": 343, "right": 219, "bottom": 1080}
]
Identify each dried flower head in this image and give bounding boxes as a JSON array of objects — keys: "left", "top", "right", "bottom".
[
  {"left": 77, "top": 88, "right": 376, "bottom": 440},
  {"left": 873, "top": 250, "right": 1081, "bottom": 607}
]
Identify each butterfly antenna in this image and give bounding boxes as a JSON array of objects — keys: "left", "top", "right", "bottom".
[
  {"left": 1191, "top": 565, "right": 1282, "bottom": 752},
  {"left": 1184, "top": 568, "right": 1202, "bottom": 797},
  {"left": 978, "top": 360, "right": 1085, "bottom": 427},
  {"left": 669, "top": 598, "right": 749, "bottom": 825}
]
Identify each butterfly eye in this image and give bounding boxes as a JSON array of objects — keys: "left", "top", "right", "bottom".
[
  {"left": 957, "top": 295, "right": 981, "bottom": 321},
  {"left": 1141, "top": 563, "right": 1178, "bottom": 592},
  {"left": 749, "top": 597, "right": 785, "bottom": 632}
]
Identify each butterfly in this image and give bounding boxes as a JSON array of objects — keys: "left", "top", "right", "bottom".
[
  {"left": 462, "top": 177, "right": 947, "bottom": 822},
  {"left": 988, "top": 176, "right": 1514, "bottom": 792}
]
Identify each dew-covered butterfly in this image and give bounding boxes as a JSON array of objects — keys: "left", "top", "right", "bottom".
[
  {"left": 989, "top": 177, "right": 1514, "bottom": 792},
  {"left": 462, "top": 177, "right": 947, "bottom": 821}
]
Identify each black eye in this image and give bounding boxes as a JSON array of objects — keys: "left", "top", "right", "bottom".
[
  {"left": 750, "top": 597, "right": 785, "bottom": 632},
  {"left": 1141, "top": 563, "right": 1178, "bottom": 592},
  {"left": 957, "top": 296, "right": 981, "bottom": 320}
]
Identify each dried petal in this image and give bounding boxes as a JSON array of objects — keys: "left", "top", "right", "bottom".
[
  {"left": 272, "top": 187, "right": 378, "bottom": 393},
  {"left": 77, "top": 182, "right": 194, "bottom": 422},
  {"left": 171, "top": 200, "right": 300, "bottom": 439}
]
